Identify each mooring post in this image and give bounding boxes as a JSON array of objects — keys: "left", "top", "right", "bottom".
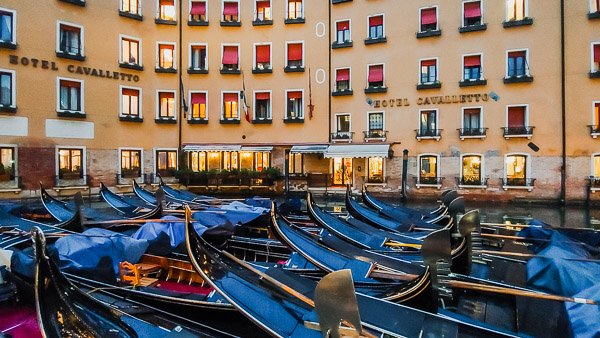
[{"left": 402, "top": 149, "right": 408, "bottom": 203}]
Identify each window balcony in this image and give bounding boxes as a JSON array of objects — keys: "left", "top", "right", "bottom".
[
  {"left": 415, "top": 129, "right": 442, "bottom": 141},
  {"left": 252, "top": 118, "right": 272, "bottom": 124},
  {"left": 0, "top": 104, "right": 17, "bottom": 113},
  {"left": 331, "top": 131, "right": 354, "bottom": 143},
  {"left": 416, "top": 29, "right": 442, "bottom": 39},
  {"left": 252, "top": 18, "right": 272, "bottom": 26},
  {"left": 364, "top": 36, "right": 387, "bottom": 45},
  {"left": 120, "top": 62, "right": 143, "bottom": 71},
  {"left": 590, "top": 71, "right": 600, "bottom": 79},
  {"left": 57, "top": 110, "right": 86, "bottom": 119},
  {"left": 364, "top": 85, "right": 387, "bottom": 94},
  {"left": 459, "top": 23, "right": 487, "bottom": 33},
  {"left": 188, "top": 67, "right": 208, "bottom": 74},
  {"left": 155, "top": 66, "right": 177, "bottom": 74},
  {"left": 284, "top": 66, "right": 305, "bottom": 73},
  {"left": 221, "top": 20, "right": 241, "bottom": 27},
  {"left": 504, "top": 74, "right": 533, "bottom": 84},
  {"left": 220, "top": 118, "right": 240, "bottom": 125},
  {"left": 332, "top": 41, "right": 353, "bottom": 49},
  {"left": 362, "top": 175, "right": 386, "bottom": 185},
  {"left": 459, "top": 78, "right": 487, "bottom": 87},
  {"left": 332, "top": 0, "right": 352, "bottom": 3},
  {"left": 589, "top": 11, "right": 600, "bottom": 19},
  {"left": 188, "top": 118, "right": 208, "bottom": 124},
  {"left": 587, "top": 176, "right": 600, "bottom": 193},
  {"left": 188, "top": 19, "right": 208, "bottom": 26},
  {"left": 220, "top": 67, "right": 241, "bottom": 75},
  {"left": 155, "top": 117, "right": 177, "bottom": 124},
  {"left": 589, "top": 125, "right": 600, "bottom": 138},
  {"left": 457, "top": 177, "right": 488, "bottom": 189},
  {"left": 56, "top": 50, "right": 85, "bottom": 62},
  {"left": 417, "top": 81, "right": 442, "bottom": 90},
  {"left": 363, "top": 130, "right": 387, "bottom": 142},
  {"left": 503, "top": 17, "right": 533, "bottom": 28},
  {"left": 283, "top": 117, "right": 304, "bottom": 124},
  {"left": 155, "top": 18, "right": 177, "bottom": 25},
  {"left": 284, "top": 17, "right": 305, "bottom": 25},
  {"left": 0, "top": 41, "right": 17, "bottom": 50},
  {"left": 416, "top": 176, "right": 443, "bottom": 189},
  {"left": 458, "top": 128, "right": 487, "bottom": 140},
  {"left": 331, "top": 88, "right": 353, "bottom": 97},
  {"left": 119, "top": 115, "right": 143, "bottom": 123},
  {"left": 502, "top": 178, "right": 535, "bottom": 191},
  {"left": 502, "top": 126, "right": 534, "bottom": 139},
  {"left": 58, "top": 0, "right": 86, "bottom": 7},
  {"left": 119, "top": 10, "right": 143, "bottom": 21}
]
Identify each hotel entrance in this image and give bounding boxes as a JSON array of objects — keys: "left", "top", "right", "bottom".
[{"left": 333, "top": 157, "right": 353, "bottom": 186}]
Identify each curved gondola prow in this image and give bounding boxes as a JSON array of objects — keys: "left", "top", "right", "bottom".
[
  {"left": 99, "top": 182, "right": 141, "bottom": 214},
  {"left": 447, "top": 197, "right": 466, "bottom": 232},
  {"left": 456, "top": 210, "right": 482, "bottom": 276},
  {"left": 421, "top": 229, "right": 452, "bottom": 313},
  {"left": 133, "top": 179, "right": 156, "bottom": 205},
  {"left": 39, "top": 182, "right": 71, "bottom": 222}
]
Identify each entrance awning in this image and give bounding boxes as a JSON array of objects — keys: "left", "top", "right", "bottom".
[
  {"left": 183, "top": 145, "right": 242, "bottom": 152},
  {"left": 241, "top": 146, "right": 273, "bottom": 152},
  {"left": 290, "top": 145, "right": 328, "bottom": 154},
  {"left": 324, "top": 144, "right": 390, "bottom": 158}
]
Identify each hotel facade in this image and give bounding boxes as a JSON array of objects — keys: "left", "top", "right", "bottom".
[{"left": 0, "top": 0, "right": 599, "bottom": 204}]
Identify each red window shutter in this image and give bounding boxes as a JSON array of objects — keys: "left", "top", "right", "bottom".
[
  {"left": 369, "top": 16, "right": 383, "bottom": 27},
  {"left": 464, "top": 2, "right": 481, "bottom": 18},
  {"left": 421, "top": 8, "right": 437, "bottom": 25},
  {"left": 508, "top": 51, "right": 526, "bottom": 58},
  {"left": 191, "top": 93, "right": 206, "bottom": 104},
  {"left": 223, "top": 2, "right": 238, "bottom": 15},
  {"left": 60, "top": 24, "right": 80, "bottom": 33},
  {"left": 61, "top": 80, "right": 81, "bottom": 88},
  {"left": 190, "top": 1, "right": 206, "bottom": 15},
  {"left": 256, "top": 45, "right": 270, "bottom": 63},
  {"left": 287, "top": 44, "right": 303, "bottom": 61},
  {"left": 222, "top": 46, "right": 238, "bottom": 64},
  {"left": 595, "top": 44, "right": 600, "bottom": 62},
  {"left": 159, "top": 92, "right": 174, "bottom": 99},
  {"left": 255, "top": 92, "right": 270, "bottom": 100},
  {"left": 256, "top": 1, "right": 269, "bottom": 9},
  {"left": 160, "top": 44, "right": 174, "bottom": 51},
  {"left": 122, "top": 88, "right": 139, "bottom": 96},
  {"left": 464, "top": 55, "right": 481, "bottom": 67},
  {"left": 287, "top": 91, "right": 302, "bottom": 99},
  {"left": 160, "top": 0, "right": 173, "bottom": 5},
  {"left": 336, "top": 21, "right": 349, "bottom": 31},
  {"left": 336, "top": 69, "right": 350, "bottom": 81},
  {"left": 421, "top": 59, "right": 436, "bottom": 67},
  {"left": 464, "top": 108, "right": 480, "bottom": 115},
  {"left": 224, "top": 93, "right": 238, "bottom": 102},
  {"left": 508, "top": 107, "right": 526, "bottom": 127},
  {"left": 368, "top": 65, "right": 383, "bottom": 82}
]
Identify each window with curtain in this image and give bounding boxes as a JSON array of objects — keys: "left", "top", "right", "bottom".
[
  {"left": 419, "top": 156, "right": 438, "bottom": 184},
  {"left": 223, "top": 93, "right": 239, "bottom": 119},
  {"left": 289, "top": 153, "right": 303, "bottom": 174},
  {"left": 121, "top": 38, "right": 140, "bottom": 65},
  {"left": 158, "top": 44, "right": 175, "bottom": 68},
  {"left": 420, "top": 7, "right": 437, "bottom": 32},
  {"left": 254, "top": 92, "right": 270, "bottom": 119},
  {"left": 0, "top": 72, "right": 13, "bottom": 106},
  {"left": 190, "top": 1, "right": 206, "bottom": 21},
  {"left": 189, "top": 152, "right": 207, "bottom": 172},
  {"left": 336, "top": 69, "right": 350, "bottom": 91},
  {"left": 287, "top": 0, "right": 302, "bottom": 19},
  {"left": 593, "top": 44, "right": 600, "bottom": 72},
  {"left": 59, "top": 80, "right": 81, "bottom": 112},
  {"left": 420, "top": 59, "right": 437, "bottom": 84},
  {"left": 156, "top": 150, "right": 177, "bottom": 176},
  {"left": 159, "top": 0, "right": 176, "bottom": 20},
  {"left": 336, "top": 114, "right": 350, "bottom": 133},
  {"left": 255, "top": 44, "right": 270, "bottom": 69},
  {"left": 594, "top": 155, "right": 600, "bottom": 177},
  {"left": 121, "top": 150, "right": 141, "bottom": 177},
  {"left": 463, "top": 55, "right": 482, "bottom": 80},
  {"left": 506, "top": 155, "right": 527, "bottom": 185},
  {"left": 507, "top": 51, "right": 528, "bottom": 77},
  {"left": 595, "top": 0, "right": 600, "bottom": 12},
  {"left": 368, "top": 112, "right": 383, "bottom": 137},
  {"left": 0, "top": 11, "right": 13, "bottom": 43},
  {"left": 122, "top": 0, "right": 139, "bottom": 14},
  {"left": 190, "top": 92, "right": 206, "bottom": 119},
  {"left": 368, "top": 158, "right": 383, "bottom": 183},
  {"left": 462, "top": 155, "right": 482, "bottom": 184},
  {"left": 223, "top": 1, "right": 238, "bottom": 22},
  {"left": 286, "top": 91, "right": 303, "bottom": 118},
  {"left": 595, "top": 103, "right": 600, "bottom": 129},
  {"left": 0, "top": 147, "right": 15, "bottom": 177},
  {"left": 463, "top": 108, "right": 481, "bottom": 131},
  {"left": 336, "top": 21, "right": 350, "bottom": 43},
  {"left": 59, "top": 24, "right": 81, "bottom": 55},
  {"left": 507, "top": 0, "right": 526, "bottom": 21},
  {"left": 287, "top": 43, "right": 303, "bottom": 68},
  {"left": 222, "top": 45, "right": 239, "bottom": 70},
  {"left": 207, "top": 152, "right": 221, "bottom": 171},
  {"left": 463, "top": 1, "right": 482, "bottom": 26},
  {"left": 255, "top": 152, "right": 270, "bottom": 171},
  {"left": 420, "top": 110, "right": 437, "bottom": 135},
  {"left": 368, "top": 15, "right": 383, "bottom": 38},
  {"left": 158, "top": 92, "right": 175, "bottom": 118},
  {"left": 191, "top": 45, "right": 207, "bottom": 69},
  {"left": 59, "top": 149, "right": 83, "bottom": 177},
  {"left": 367, "top": 65, "right": 384, "bottom": 87},
  {"left": 121, "top": 88, "right": 140, "bottom": 116},
  {"left": 255, "top": 1, "right": 271, "bottom": 21}
]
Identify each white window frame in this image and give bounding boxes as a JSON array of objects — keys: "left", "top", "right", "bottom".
[
  {"left": 117, "top": 147, "right": 145, "bottom": 177},
  {"left": 155, "top": 89, "right": 177, "bottom": 120},
  {"left": 366, "top": 110, "right": 386, "bottom": 141},
  {"left": 189, "top": 43, "right": 208, "bottom": 70},
  {"left": 253, "top": 42, "right": 272, "bottom": 70},
  {"left": 119, "top": 85, "right": 143, "bottom": 118},
  {"left": 417, "top": 108, "right": 441, "bottom": 141},
  {"left": 592, "top": 101, "right": 600, "bottom": 138},
  {"left": 416, "top": 153, "right": 441, "bottom": 189},
  {"left": 252, "top": 90, "right": 272, "bottom": 120},
  {"left": 0, "top": 143, "right": 18, "bottom": 178},
  {"left": 366, "top": 63, "right": 385, "bottom": 87},
  {"left": 121, "top": 0, "right": 142, "bottom": 15},
  {"left": 460, "top": 106, "right": 485, "bottom": 140},
  {"left": 505, "top": 48, "right": 530, "bottom": 78},
  {"left": 334, "top": 113, "right": 352, "bottom": 142},
  {"left": 119, "top": 34, "right": 142, "bottom": 66},
  {"left": 506, "top": 0, "right": 528, "bottom": 21},
  {"left": 418, "top": 57, "right": 439, "bottom": 85},
  {"left": 285, "top": 89, "right": 304, "bottom": 119},
  {"left": 56, "top": 20, "right": 84, "bottom": 56},
  {"left": 459, "top": 153, "right": 486, "bottom": 188},
  {"left": 221, "top": 43, "right": 240, "bottom": 70},
  {"left": 221, "top": 90, "right": 241, "bottom": 120},
  {"left": 591, "top": 42, "right": 600, "bottom": 72},
  {"left": 0, "top": 7, "right": 16, "bottom": 44},
  {"left": 366, "top": 13, "right": 385, "bottom": 39},
  {"left": 334, "top": 67, "right": 352, "bottom": 92},
  {"left": 503, "top": 152, "right": 532, "bottom": 191},
  {"left": 156, "top": 0, "right": 177, "bottom": 20},
  {"left": 505, "top": 104, "right": 531, "bottom": 139},
  {"left": 254, "top": 0, "right": 272, "bottom": 21},
  {"left": 156, "top": 41, "right": 177, "bottom": 69},
  {"left": 285, "top": 0, "right": 304, "bottom": 19},
  {"left": 418, "top": 5, "right": 439, "bottom": 32},
  {"left": 0, "top": 68, "right": 16, "bottom": 108},
  {"left": 285, "top": 41, "right": 305, "bottom": 68},
  {"left": 221, "top": 0, "right": 240, "bottom": 21},
  {"left": 462, "top": 53, "right": 484, "bottom": 81},
  {"left": 55, "top": 145, "right": 87, "bottom": 184},
  {"left": 334, "top": 19, "right": 352, "bottom": 43},
  {"left": 188, "top": 90, "right": 208, "bottom": 120},
  {"left": 153, "top": 147, "right": 178, "bottom": 174},
  {"left": 56, "top": 76, "right": 84, "bottom": 114},
  {"left": 462, "top": 0, "right": 483, "bottom": 27},
  {"left": 188, "top": 0, "right": 207, "bottom": 21}
]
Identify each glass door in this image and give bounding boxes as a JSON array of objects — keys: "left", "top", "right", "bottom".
[{"left": 333, "top": 158, "right": 352, "bottom": 186}]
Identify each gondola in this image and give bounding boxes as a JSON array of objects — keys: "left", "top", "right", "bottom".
[
  {"left": 133, "top": 180, "right": 187, "bottom": 207},
  {"left": 184, "top": 211, "right": 515, "bottom": 338},
  {"left": 156, "top": 174, "right": 217, "bottom": 204},
  {"left": 30, "top": 227, "right": 236, "bottom": 338},
  {"left": 99, "top": 182, "right": 156, "bottom": 214}
]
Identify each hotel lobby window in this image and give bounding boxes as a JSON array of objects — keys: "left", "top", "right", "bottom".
[
  {"left": 420, "top": 59, "right": 438, "bottom": 84},
  {"left": 255, "top": 1, "right": 271, "bottom": 22},
  {"left": 207, "top": 152, "right": 221, "bottom": 171},
  {"left": 157, "top": 91, "right": 175, "bottom": 120},
  {"left": 368, "top": 15, "right": 384, "bottom": 39},
  {"left": 289, "top": 153, "right": 304, "bottom": 175},
  {"left": 189, "top": 1, "right": 207, "bottom": 22},
  {"left": 506, "top": 0, "right": 527, "bottom": 21},
  {"left": 254, "top": 152, "right": 270, "bottom": 171},
  {"left": 121, "top": 87, "right": 140, "bottom": 119},
  {"left": 254, "top": 92, "right": 271, "bottom": 121},
  {"left": 461, "top": 155, "right": 483, "bottom": 185},
  {"left": 419, "top": 7, "right": 438, "bottom": 33},
  {"left": 254, "top": 44, "right": 271, "bottom": 71},
  {"left": 157, "top": 43, "right": 175, "bottom": 70},
  {"left": 120, "top": 37, "right": 141, "bottom": 68},
  {"left": 58, "top": 148, "right": 83, "bottom": 179},
  {"left": 224, "top": 151, "right": 239, "bottom": 171},
  {"left": 0, "top": 9, "right": 15, "bottom": 48},
  {"left": 0, "top": 70, "right": 15, "bottom": 109},
  {"left": 189, "top": 152, "right": 207, "bottom": 172},
  {"left": 158, "top": 0, "right": 176, "bottom": 21},
  {"left": 336, "top": 20, "right": 351, "bottom": 44},
  {"left": 591, "top": 43, "right": 600, "bottom": 76},
  {"left": 58, "top": 78, "right": 83, "bottom": 114},
  {"left": 222, "top": 1, "right": 239, "bottom": 23},
  {"left": 222, "top": 92, "right": 239, "bottom": 120},
  {"left": 222, "top": 45, "right": 239, "bottom": 72},
  {"left": 367, "top": 64, "right": 384, "bottom": 90},
  {"left": 57, "top": 23, "right": 84, "bottom": 60},
  {"left": 190, "top": 44, "right": 207, "bottom": 70},
  {"left": 156, "top": 150, "right": 177, "bottom": 176},
  {"left": 121, "top": 149, "right": 141, "bottom": 178},
  {"left": 463, "top": 1, "right": 482, "bottom": 26},
  {"left": 368, "top": 157, "right": 384, "bottom": 183},
  {"left": 333, "top": 158, "right": 352, "bottom": 186},
  {"left": 286, "top": 91, "right": 303, "bottom": 120},
  {"left": 505, "top": 154, "right": 529, "bottom": 187},
  {"left": 287, "top": 0, "right": 303, "bottom": 20},
  {"left": 0, "top": 147, "right": 15, "bottom": 182},
  {"left": 418, "top": 155, "right": 439, "bottom": 185},
  {"left": 190, "top": 92, "right": 207, "bottom": 120},
  {"left": 286, "top": 42, "right": 304, "bottom": 71}
]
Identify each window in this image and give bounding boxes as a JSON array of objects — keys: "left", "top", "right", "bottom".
[
  {"left": 594, "top": 0, "right": 600, "bottom": 12},
  {"left": 255, "top": 1, "right": 271, "bottom": 21},
  {"left": 286, "top": 42, "right": 304, "bottom": 69},
  {"left": 157, "top": 91, "right": 175, "bottom": 119},
  {"left": 0, "top": 69, "right": 15, "bottom": 108},
  {"left": 0, "top": 147, "right": 15, "bottom": 180},
  {"left": 505, "top": 154, "right": 528, "bottom": 186},
  {"left": 0, "top": 9, "right": 15, "bottom": 46},
  {"left": 58, "top": 148, "right": 83, "bottom": 179},
  {"left": 462, "top": 107, "right": 483, "bottom": 135},
  {"left": 593, "top": 102, "right": 600, "bottom": 133},
  {"left": 463, "top": 1, "right": 482, "bottom": 26},
  {"left": 335, "top": 114, "right": 351, "bottom": 140},
  {"left": 333, "top": 158, "right": 353, "bottom": 186},
  {"left": 190, "top": 44, "right": 207, "bottom": 70},
  {"left": 593, "top": 154, "right": 600, "bottom": 179},
  {"left": 121, "top": 149, "right": 142, "bottom": 178},
  {"left": 222, "top": 1, "right": 239, "bottom": 22},
  {"left": 368, "top": 158, "right": 384, "bottom": 183},
  {"left": 507, "top": 50, "right": 528, "bottom": 77},
  {"left": 121, "top": 0, "right": 140, "bottom": 15},
  {"left": 507, "top": 0, "right": 526, "bottom": 21},
  {"left": 190, "top": 1, "right": 207, "bottom": 22},
  {"left": 224, "top": 151, "right": 239, "bottom": 171},
  {"left": 58, "top": 78, "right": 83, "bottom": 113},
  {"left": 367, "top": 64, "right": 384, "bottom": 88},
  {"left": 156, "top": 149, "right": 177, "bottom": 176},
  {"left": 420, "top": 7, "right": 438, "bottom": 32},
  {"left": 254, "top": 91, "right": 271, "bottom": 120},
  {"left": 190, "top": 92, "right": 207, "bottom": 119},
  {"left": 367, "top": 112, "right": 384, "bottom": 138},
  {"left": 507, "top": 105, "right": 526, "bottom": 129},
  {"left": 120, "top": 36, "right": 141, "bottom": 66},
  {"left": 420, "top": 59, "right": 437, "bottom": 84},
  {"left": 254, "top": 44, "right": 271, "bottom": 70},
  {"left": 287, "top": 0, "right": 303, "bottom": 19},
  {"left": 189, "top": 151, "right": 207, "bottom": 172},
  {"left": 254, "top": 152, "right": 270, "bottom": 172},
  {"left": 286, "top": 90, "right": 303, "bottom": 119},
  {"left": 463, "top": 55, "right": 482, "bottom": 80},
  {"left": 336, "top": 20, "right": 350, "bottom": 43},
  {"left": 592, "top": 43, "right": 600, "bottom": 73},
  {"left": 461, "top": 155, "right": 483, "bottom": 185},
  {"left": 222, "top": 92, "right": 239, "bottom": 120},
  {"left": 158, "top": 0, "right": 176, "bottom": 21},
  {"left": 335, "top": 68, "right": 350, "bottom": 91},
  {"left": 368, "top": 15, "right": 384, "bottom": 39},
  {"left": 207, "top": 152, "right": 221, "bottom": 171},
  {"left": 222, "top": 45, "right": 239, "bottom": 70},
  {"left": 158, "top": 43, "right": 175, "bottom": 69},
  {"left": 418, "top": 155, "right": 439, "bottom": 185},
  {"left": 121, "top": 86, "right": 141, "bottom": 117},
  {"left": 289, "top": 153, "right": 304, "bottom": 175},
  {"left": 419, "top": 109, "right": 438, "bottom": 136},
  {"left": 58, "top": 22, "right": 83, "bottom": 57}
]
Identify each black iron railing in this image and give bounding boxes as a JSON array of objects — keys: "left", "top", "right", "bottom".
[
  {"left": 418, "top": 176, "right": 443, "bottom": 185},
  {"left": 331, "top": 131, "right": 354, "bottom": 141},
  {"left": 458, "top": 128, "right": 487, "bottom": 137},
  {"left": 363, "top": 130, "right": 387, "bottom": 140},
  {"left": 415, "top": 129, "right": 442, "bottom": 138},
  {"left": 502, "top": 178, "right": 535, "bottom": 187},
  {"left": 502, "top": 126, "right": 534, "bottom": 137}
]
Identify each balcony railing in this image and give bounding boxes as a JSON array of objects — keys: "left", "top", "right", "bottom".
[
  {"left": 363, "top": 130, "right": 387, "bottom": 142},
  {"left": 55, "top": 174, "right": 89, "bottom": 188},
  {"left": 0, "top": 175, "right": 20, "bottom": 190},
  {"left": 417, "top": 176, "right": 443, "bottom": 186},
  {"left": 415, "top": 129, "right": 442, "bottom": 141},
  {"left": 457, "top": 177, "right": 488, "bottom": 187},
  {"left": 362, "top": 175, "right": 386, "bottom": 184},
  {"left": 331, "top": 131, "right": 354, "bottom": 142},
  {"left": 502, "top": 178, "right": 535, "bottom": 190},
  {"left": 502, "top": 126, "right": 534, "bottom": 139},
  {"left": 458, "top": 128, "right": 487, "bottom": 140},
  {"left": 588, "top": 125, "right": 600, "bottom": 138},
  {"left": 587, "top": 176, "right": 600, "bottom": 191}
]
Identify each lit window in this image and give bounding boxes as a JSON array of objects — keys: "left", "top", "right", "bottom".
[
  {"left": 189, "top": 151, "right": 207, "bottom": 172},
  {"left": 507, "top": 0, "right": 526, "bottom": 21},
  {"left": 240, "top": 152, "right": 253, "bottom": 170},
  {"left": 121, "top": 37, "right": 140, "bottom": 65},
  {"left": 420, "top": 59, "right": 437, "bottom": 84},
  {"left": 58, "top": 24, "right": 82, "bottom": 56},
  {"left": 190, "top": 92, "right": 206, "bottom": 119},
  {"left": 223, "top": 151, "right": 239, "bottom": 171},
  {"left": 505, "top": 155, "right": 527, "bottom": 185},
  {"left": 594, "top": 102, "right": 600, "bottom": 130},
  {"left": 368, "top": 15, "right": 383, "bottom": 39},
  {"left": 59, "top": 79, "right": 82, "bottom": 112},
  {"left": 462, "top": 155, "right": 482, "bottom": 185},
  {"left": 222, "top": 45, "right": 239, "bottom": 70},
  {"left": 255, "top": 44, "right": 271, "bottom": 70},
  {"left": 286, "top": 91, "right": 303, "bottom": 119},
  {"left": 207, "top": 152, "right": 221, "bottom": 171},
  {"left": 335, "top": 114, "right": 351, "bottom": 140},
  {"left": 121, "top": 87, "right": 140, "bottom": 117},
  {"left": 255, "top": 1, "right": 271, "bottom": 21},
  {"left": 158, "top": 91, "right": 175, "bottom": 118},
  {"left": 156, "top": 150, "right": 177, "bottom": 176},
  {"left": 158, "top": 0, "right": 176, "bottom": 20},
  {"left": 594, "top": 154, "right": 600, "bottom": 177},
  {"left": 333, "top": 158, "right": 352, "bottom": 186},
  {"left": 0, "top": 9, "right": 15, "bottom": 44},
  {"left": 190, "top": 1, "right": 206, "bottom": 21},
  {"left": 593, "top": 43, "right": 600, "bottom": 73},
  {"left": 289, "top": 153, "right": 303, "bottom": 174},
  {"left": 368, "top": 158, "right": 383, "bottom": 183},
  {"left": 191, "top": 45, "right": 207, "bottom": 69},
  {"left": 254, "top": 92, "right": 271, "bottom": 120},
  {"left": 336, "top": 20, "right": 350, "bottom": 43},
  {"left": 336, "top": 68, "right": 350, "bottom": 91},
  {"left": 420, "top": 7, "right": 437, "bottom": 32},
  {"left": 286, "top": 43, "right": 303, "bottom": 68},
  {"left": 507, "top": 51, "right": 528, "bottom": 77},
  {"left": 463, "top": 55, "right": 482, "bottom": 80},
  {"left": 367, "top": 64, "right": 384, "bottom": 88},
  {"left": 287, "top": 0, "right": 303, "bottom": 19},
  {"left": 463, "top": 1, "right": 482, "bottom": 26},
  {"left": 0, "top": 147, "right": 15, "bottom": 181},
  {"left": 419, "top": 110, "right": 437, "bottom": 136},
  {"left": 158, "top": 43, "right": 175, "bottom": 68},
  {"left": 255, "top": 152, "right": 270, "bottom": 172},
  {"left": 419, "top": 155, "right": 438, "bottom": 185},
  {"left": 0, "top": 70, "right": 14, "bottom": 107},
  {"left": 223, "top": 1, "right": 238, "bottom": 22},
  {"left": 367, "top": 112, "right": 384, "bottom": 138},
  {"left": 58, "top": 149, "right": 83, "bottom": 178},
  {"left": 121, "top": 150, "right": 141, "bottom": 178},
  {"left": 223, "top": 92, "right": 239, "bottom": 119},
  {"left": 121, "top": 0, "right": 139, "bottom": 14}
]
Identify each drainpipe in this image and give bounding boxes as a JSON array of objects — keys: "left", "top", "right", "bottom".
[
  {"left": 178, "top": 0, "right": 185, "bottom": 169},
  {"left": 328, "top": 0, "right": 332, "bottom": 144},
  {"left": 560, "top": 0, "right": 566, "bottom": 205}
]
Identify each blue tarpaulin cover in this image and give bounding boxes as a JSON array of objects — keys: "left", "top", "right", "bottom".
[
  {"left": 565, "top": 284, "right": 600, "bottom": 338},
  {"left": 131, "top": 216, "right": 208, "bottom": 248},
  {"left": 192, "top": 202, "right": 267, "bottom": 226}
]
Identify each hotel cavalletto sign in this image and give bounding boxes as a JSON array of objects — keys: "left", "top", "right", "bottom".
[
  {"left": 371, "top": 93, "right": 490, "bottom": 108},
  {"left": 8, "top": 55, "right": 140, "bottom": 82}
]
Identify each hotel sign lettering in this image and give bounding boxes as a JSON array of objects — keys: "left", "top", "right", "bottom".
[
  {"left": 371, "top": 93, "right": 490, "bottom": 108},
  {"left": 8, "top": 55, "right": 140, "bottom": 82}
]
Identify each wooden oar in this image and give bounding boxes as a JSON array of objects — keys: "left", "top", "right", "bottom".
[
  {"left": 476, "top": 250, "right": 600, "bottom": 263},
  {"left": 164, "top": 210, "right": 227, "bottom": 214},
  {"left": 384, "top": 242, "right": 422, "bottom": 249},
  {"left": 481, "top": 222, "right": 535, "bottom": 228},
  {"left": 86, "top": 219, "right": 193, "bottom": 225},
  {"left": 481, "top": 233, "right": 588, "bottom": 247},
  {"left": 450, "top": 280, "right": 600, "bottom": 305}
]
